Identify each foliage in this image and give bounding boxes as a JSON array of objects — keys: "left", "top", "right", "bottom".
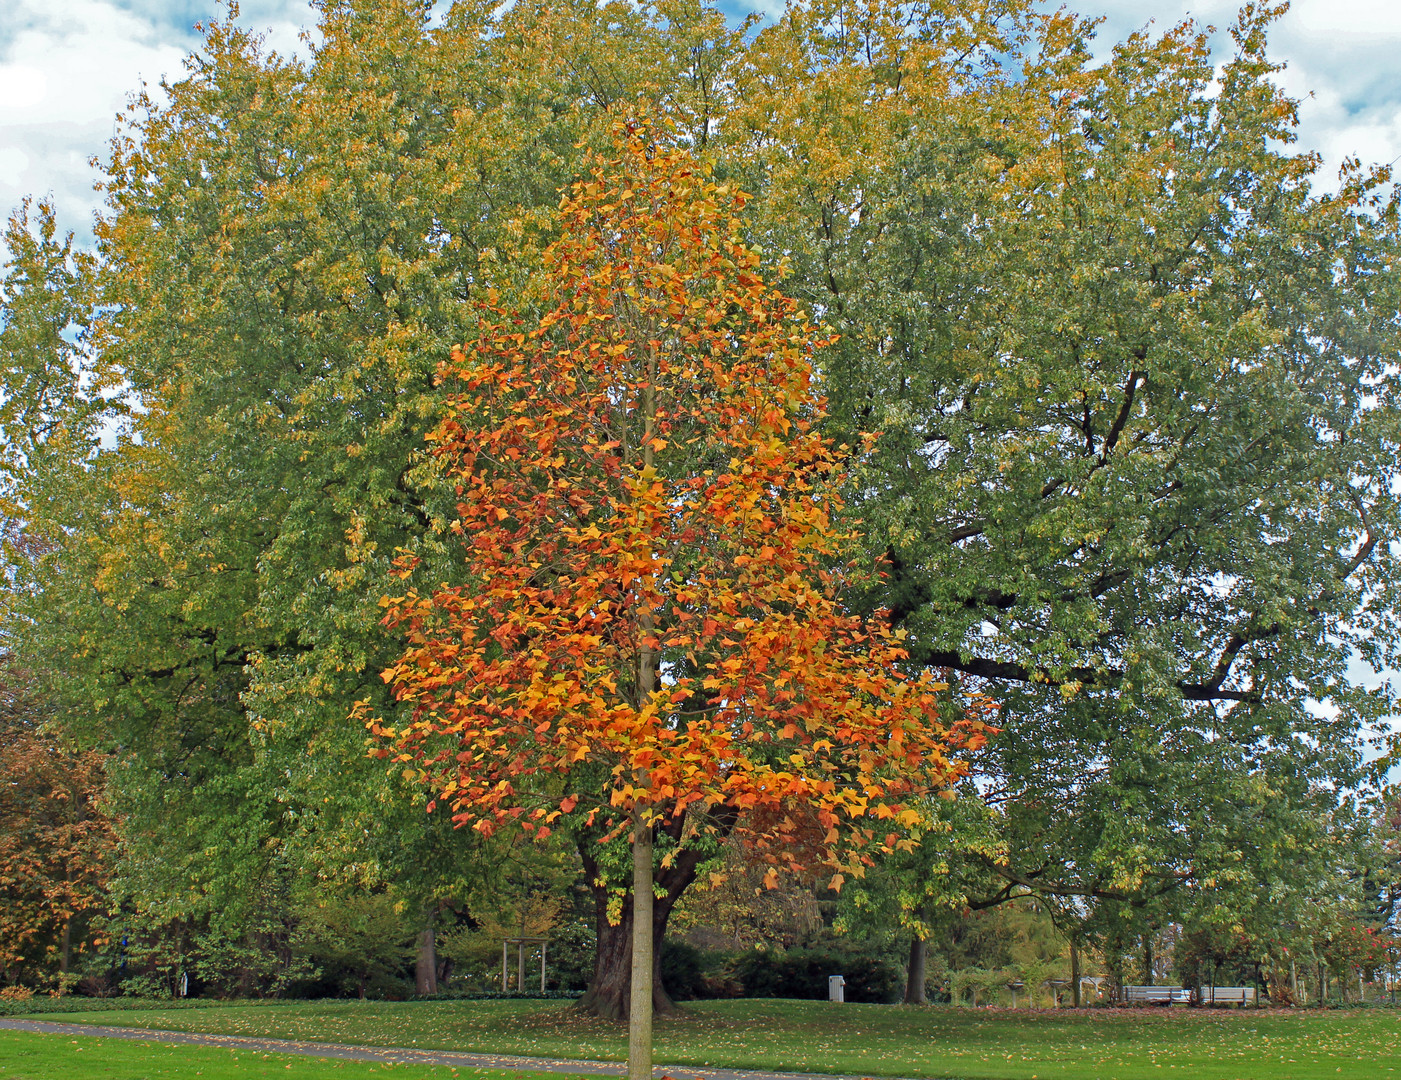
[
  {"left": 669, "top": 842, "right": 828, "bottom": 949},
  {"left": 540, "top": 918, "right": 598, "bottom": 993},
  {"left": 1317, "top": 921, "right": 1390, "bottom": 983},
  {"left": 369, "top": 118, "right": 983, "bottom": 1056},
  {"left": 727, "top": 0, "right": 1401, "bottom": 927},
  {"left": 1373, "top": 791, "right": 1401, "bottom": 932},
  {"left": 655, "top": 940, "right": 705, "bottom": 1001},
  {"left": 4, "top": 0, "right": 678, "bottom": 965},
  {"left": 371, "top": 122, "right": 980, "bottom": 870},
  {"left": 1175, "top": 923, "right": 1270, "bottom": 991},
  {"left": 290, "top": 888, "right": 418, "bottom": 1000},
  {"left": 0, "top": 661, "right": 117, "bottom": 990},
  {"left": 0, "top": 0, "right": 771, "bottom": 1017},
  {"left": 3, "top": 0, "right": 1398, "bottom": 1024},
  {"left": 729, "top": 944, "right": 902, "bottom": 1004},
  {"left": 833, "top": 792, "right": 1005, "bottom": 946},
  {"left": 0, "top": 199, "right": 108, "bottom": 533}
]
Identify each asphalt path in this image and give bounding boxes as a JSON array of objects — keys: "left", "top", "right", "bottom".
[{"left": 0, "top": 1018, "right": 883, "bottom": 1080}]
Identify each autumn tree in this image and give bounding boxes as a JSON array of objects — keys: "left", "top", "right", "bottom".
[
  {"left": 0, "top": 658, "right": 116, "bottom": 989},
  {"left": 368, "top": 122, "right": 984, "bottom": 1075}
]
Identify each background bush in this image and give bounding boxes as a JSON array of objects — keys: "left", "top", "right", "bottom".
[{"left": 731, "top": 946, "right": 902, "bottom": 1004}]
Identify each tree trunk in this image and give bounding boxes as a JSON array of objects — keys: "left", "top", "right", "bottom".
[
  {"left": 575, "top": 804, "right": 740, "bottom": 1020},
  {"left": 415, "top": 905, "right": 438, "bottom": 995},
  {"left": 628, "top": 811, "right": 654, "bottom": 1080},
  {"left": 904, "top": 932, "right": 927, "bottom": 1004},
  {"left": 1071, "top": 934, "right": 1081, "bottom": 1007},
  {"left": 1106, "top": 932, "right": 1124, "bottom": 1001}
]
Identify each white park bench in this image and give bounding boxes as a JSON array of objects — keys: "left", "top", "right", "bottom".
[
  {"left": 1121, "top": 985, "right": 1193, "bottom": 1005},
  {"left": 1199, "top": 986, "right": 1257, "bottom": 1006}
]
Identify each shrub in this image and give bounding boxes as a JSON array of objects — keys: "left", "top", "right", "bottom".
[
  {"left": 544, "top": 919, "right": 596, "bottom": 993},
  {"left": 660, "top": 940, "right": 705, "bottom": 1001},
  {"left": 731, "top": 946, "right": 902, "bottom": 1004}
]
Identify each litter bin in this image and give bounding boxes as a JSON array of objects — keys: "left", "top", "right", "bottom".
[{"left": 828, "top": 975, "right": 846, "bottom": 1003}]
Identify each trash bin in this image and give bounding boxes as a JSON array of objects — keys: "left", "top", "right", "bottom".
[{"left": 828, "top": 975, "right": 846, "bottom": 1003}]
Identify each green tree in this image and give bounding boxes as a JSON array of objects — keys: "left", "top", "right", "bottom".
[
  {"left": 0, "top": 199, "right": 107, "bottom": 534},
  {"left": 4, "top": 0, "right": 766, "bottom": 1009},
  {"left": 729, "top": 0, "right": 1400, "bottom": 932}
]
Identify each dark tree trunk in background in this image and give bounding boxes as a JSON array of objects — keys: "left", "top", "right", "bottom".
[
  {"left": 1071, "top": 935, "right": 1082, "bottom": 1007},
  {"left": 575, "top": 805, "right": 739, "bottom": 1020},
  {"left": 1106, "top": 928, "right": 1125, "bottom": 1001},
  {"left": 904, "top": 932, "right": 928, "bottom": 1004},
  {"left": 415, "top": 904, "right": 439, "bottom": 995}
]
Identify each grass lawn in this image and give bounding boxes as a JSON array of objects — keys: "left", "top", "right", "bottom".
[
  {"left": 27, "top": 999, "right": 1400, "bottom": 1080},
  {"left": 0, "top": 1029, "right": 589, "bottom": 1080}
]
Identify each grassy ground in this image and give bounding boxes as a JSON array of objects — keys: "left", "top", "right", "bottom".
[
  {"left": 28, "top": 998, "right": 1400, "bottom": 1080},
  {"left": 0, "top": 1029, "right": 584, "bottom": 1080}
]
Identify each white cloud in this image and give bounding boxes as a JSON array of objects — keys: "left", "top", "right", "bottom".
[
  {"left": 0, "top": 0, "right": 188, "bottom": 238},
  {"left": 0, "top": 64, "right": 48, "bottom": 111},
  {"left": 0, "top": 0, "right": 312, "bottom": 246},
  {"left": 1089, "top": 0, "right": 1401, "bottom": 184},
  {"left": 1284, "top": 0, "right": 1401, "bottom": 36},
  {"left": 0, "top": 148, "right": 29, "bottom": 189}
]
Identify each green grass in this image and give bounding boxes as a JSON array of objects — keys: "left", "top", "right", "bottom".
[
  {"left": 27, "top": 998, "right": 1401, "bottom": 1079},
  {"left": 0, "top": 1029, "right": 588, "bottom": 1080}
]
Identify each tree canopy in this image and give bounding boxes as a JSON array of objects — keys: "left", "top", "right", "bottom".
[
  {"left": 0, "top": 0, "right": 1396, "bottom": 1017},
  {"left": 369, "top": 124, "right": 987, "bottom": 1070}
]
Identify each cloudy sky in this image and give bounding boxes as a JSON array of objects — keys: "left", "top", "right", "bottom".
[{"left": 3, "top": 0, "right": 1400, "bottom": 242}]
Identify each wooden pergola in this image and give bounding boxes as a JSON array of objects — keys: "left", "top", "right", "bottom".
[{"left": 501, "top": 936, "right": 548, "bottom": 993}]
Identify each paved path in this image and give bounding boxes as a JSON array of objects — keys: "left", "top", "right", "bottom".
[{"left": 0, "top": 1018, "right": 881, "bottom": 1080}]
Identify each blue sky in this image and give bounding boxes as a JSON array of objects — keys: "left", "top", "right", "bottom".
[{"left": 3, "top": 1, "right": 1400, "bottom": 239}]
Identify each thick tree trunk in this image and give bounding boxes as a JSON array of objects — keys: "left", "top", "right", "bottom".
[
  {"left": 904, "top": 933, "right": 927, "bottom": 1004},
  {"left": 575, "top": 805, "right": 740, "bottom": 1020},
  {"left": 415, "top": 905, "right": 438, "bottom": 995}
]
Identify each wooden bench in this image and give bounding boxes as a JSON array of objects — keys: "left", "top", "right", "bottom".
[
  {"left": 1121, "top": 985, "right": 1193, "bottom": 1005},
  {"left": 1200, "top": 986, "right": 1256, "bottom": 1006}
]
